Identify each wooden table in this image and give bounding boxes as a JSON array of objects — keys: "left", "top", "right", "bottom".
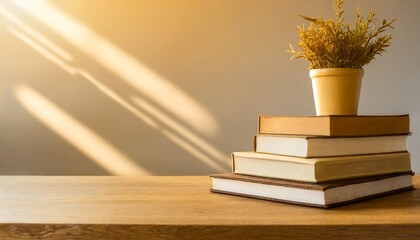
[{"left": 0, "top": 176, "right": 419, "bottom": 240}]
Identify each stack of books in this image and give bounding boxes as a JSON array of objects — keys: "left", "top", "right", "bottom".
[{"left": 211, "top": 115, "right": 414, "bottom": 208}]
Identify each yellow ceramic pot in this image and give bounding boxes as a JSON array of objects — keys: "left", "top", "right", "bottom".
[{"left": 310, "top": 68, "right": 364, "bottom": 116}]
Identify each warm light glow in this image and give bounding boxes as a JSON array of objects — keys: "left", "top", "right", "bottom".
[
  {"left": 7, "top": 27, "right": 77, "bottom": 75},
  {"left": 132, "top": 96, "right": 229, "bottom": 170},
  {"left": 8, "top": 28, "right": 228, "bottom": 173},
  {"left": 0, "top": 6, "right": 73, "bottom": 62},
  {"left": 78, "top": 70, "right": 160, "bottom": 129},
  {"left": 15, "top": 84, "right": 149, "bottom": 176},
  {"left": 9, "top": 0, "right": 220, "bottom": 138},
  {"left": 81, "top": 71, "right": 228, "bottom": 171},
  {"left": 162, "top": 129, "right": 227, "bottom": 172},
  {"left": 4, "top": 1, "right": 230, "bottom": 172}
]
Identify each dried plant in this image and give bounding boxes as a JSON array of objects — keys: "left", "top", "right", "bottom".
[{"left": 288, "top": 0, "right": 395, "bottom": 69}]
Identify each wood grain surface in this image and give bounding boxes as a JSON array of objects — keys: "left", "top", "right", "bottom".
[{"left": 0, "top": 176, "right": 419, "bottom": 239}]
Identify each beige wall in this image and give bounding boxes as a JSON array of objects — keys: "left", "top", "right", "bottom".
[{"left": 0, "top": 0, "right": 419, "bottom": 175}]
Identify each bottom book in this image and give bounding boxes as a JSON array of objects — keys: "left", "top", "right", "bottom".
[{"left": 210, "top": 172, "right": 414, "bottom": 208}]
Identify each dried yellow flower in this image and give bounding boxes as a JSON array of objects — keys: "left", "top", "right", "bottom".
[{"left": 288, "top": 0, "right": 395, "bottom": 69}]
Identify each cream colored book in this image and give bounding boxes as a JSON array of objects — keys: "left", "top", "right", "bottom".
[
  {"left": 211, "top": 172, "right": 413, "bottom": 208},
  {"left": 254, "top": 134, "right": 408, "bottom": 158},
  {"left": 232, "top": 152, "right": 411, "bottom": 183}
]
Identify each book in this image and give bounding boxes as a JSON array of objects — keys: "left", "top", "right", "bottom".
[
  {"left": 210, "top": 172, "right": 414, "bottom": 208},
  {"left": 258, "top": 115, "right": 409, "bottom": 137},
  {"left": 232, "top": 152, "right": 411, "bottom": 182},
  {"left": 254, "top": 134, "right": 408, "bottom": 158}
]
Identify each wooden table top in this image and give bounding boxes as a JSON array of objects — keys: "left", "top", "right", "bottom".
[{"left": 0, "top": 175, "right": 419, "bottom": 240}]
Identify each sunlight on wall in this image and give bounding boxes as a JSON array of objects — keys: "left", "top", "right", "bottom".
[
  {"left": 78, "top": 70, "right": 160, "bottom": 129},
  {"left": 7, "top": 27, "right": 77, "bottom": 75},
  {"left": 9, "top": 0, "right": 220, "bottom": 138},
  {"left": 131, "top": 96, "right": 229, "bottom": 170},
  {"left": 7, "top": 28, "right": 228, "bottom": 172},
  {"left": 2, "top": 2, "right": 230, "bottom": 173},
  {"left": 15, "top": 84, "right": 149, "bottom": 175},
  {"left": 80, "top": 71, "right": 228, "bottom": 172},
  {"left": 0, "top": 6, "right": 73, "bottom": 62}
]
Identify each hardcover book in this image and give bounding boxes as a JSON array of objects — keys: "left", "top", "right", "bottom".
[
  {"left": 232, "top": 151, "right": 411, "bottom": 182},
  {"left": 211, "top": 172, "right": 414, "bottom": 208},
  {"left": 258, "top": 115, "right": 409, "bottom": 137},
  {"left": 254, "top": 134, "right": 408, "bottom": 158}
]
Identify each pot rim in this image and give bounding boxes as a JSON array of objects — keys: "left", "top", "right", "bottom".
[{"left": 310, "top": 68, "right": 364, "bottom": 78}]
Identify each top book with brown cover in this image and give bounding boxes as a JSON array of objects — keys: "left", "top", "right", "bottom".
[{"left": 258, "top": 115, "right": 409, "bottom": 137}]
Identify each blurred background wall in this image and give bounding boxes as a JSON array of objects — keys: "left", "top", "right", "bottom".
[{"left": 0, "top": 0, "right": 419, "bottom": 175}]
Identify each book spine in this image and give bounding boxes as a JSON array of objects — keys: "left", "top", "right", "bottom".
[
  {"left": 258, "top": 116, "right": 262, "bottom": 134},
  {"left": 231, "top": 153, "right": 236, "bottom": 174},
  {"left": 253, "top": 134, "right": 257, "bottom": 152}
]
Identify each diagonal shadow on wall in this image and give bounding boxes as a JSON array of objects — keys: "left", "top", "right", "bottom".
[{"left": 0, "top": 0, "right": 231, "bottom": 175}]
